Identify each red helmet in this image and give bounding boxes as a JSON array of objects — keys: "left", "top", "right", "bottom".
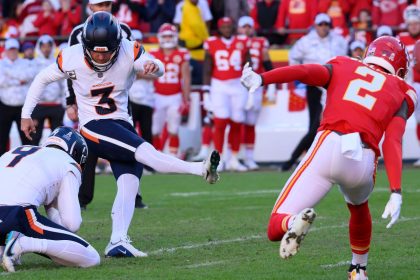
[
  {"left": 363, "top": 36, "right": 409, "bottom": 79},
  {"left": 157, "top": 23, "right": 178, "bottom": 49}
]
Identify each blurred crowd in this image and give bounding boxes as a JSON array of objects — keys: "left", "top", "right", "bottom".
[{"left": 0, "top": 0, "right": 420, "bottom": 172}]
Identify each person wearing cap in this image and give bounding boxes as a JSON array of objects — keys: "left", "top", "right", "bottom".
[
  {"left": 397, "top": 5, "right": 420, "bottom": 166},
  {"left": 376, "top": 25, "right": 393, "bottom": 38},
  {"left": 22, "top": 42, "right": 35, "bottom": 60},
  {"left": 282, "top": 13, "right": 347, "bottom": 171},
  {"left": 0, "top": 39, "right": 37, "bottom": 156},
  {"left": 202, "top": 17, "right": 251, "bottom": 171},
  {"left": 349, "top": 40, "right": 366, "bottom": 60},
  {"left": 28, "top": 35, "right": 65, "bottom": 147},
  {"left": 232, "top": 15, "right": 276, "bottom": 170},
  {"left": 66, "top": 0, "right": 149, "bottom": 210}
]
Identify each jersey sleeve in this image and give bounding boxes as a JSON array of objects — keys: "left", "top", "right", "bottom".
[
  {"left": 132, "top": 42, "right": 164, "bottom": 77},
  {"left": 21, "top": 62, "right": 68, "bottom": 118}
]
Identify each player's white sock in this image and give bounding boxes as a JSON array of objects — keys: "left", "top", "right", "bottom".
[
  {"left": 135, "top": 142, "right": 202, "bottom": 175},
  {"left": 245, "top": 148, "right": 254, "bottom": 161},
  {"left": 351, "top": 252, "right": 368, "bottom": 267},
  {"left": 19, "top": 236, "right": 99, "bottom": 267},
  {"left": 110, "top": 174, "right": 139, "bottom": 243}
]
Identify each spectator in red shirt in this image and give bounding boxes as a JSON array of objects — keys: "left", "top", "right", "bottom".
[
  {"left": 318, "top": 0, "right": 351, "bottom": 37},
  {"left": 16, "top": 0, "right": 43, "bottom": 37},
  {"left": 372, "top": 0, "right": 407, "bottom": 29},
  {"left": 277, "top": 0, "right": 317, "bottom": 43},
  {"left": 54, "top": 0, "right": 81, "bottom": 36},
  {"left": 33, "top": 0, "right": 58, "bottom": 36},
  {"left": 349, "top": 0, "right": 372, "bottom": 24},
  {"left": 113, "top": 0, "right": 148, "bottom": 31},
  {"left": 351, "top": 8, "right": 373, "bottom": 44}
]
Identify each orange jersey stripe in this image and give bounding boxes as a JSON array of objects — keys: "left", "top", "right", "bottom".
[
  {"left": 25, "top": 209, "right": 44, "bottom": 235},
  {"left": 81, "top": 129, "right": 100, "bottom": 144},
  {"left": 272, "top": 130, "right": 331, "bottom": 213},
  {"left": 56, "top": 51, "right": 64, "bottom": 72},
  {"left": 134, "top": 41, "right": 142, "bottom": 60}
]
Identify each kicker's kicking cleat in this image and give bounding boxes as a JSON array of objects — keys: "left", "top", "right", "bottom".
[
  {"left": 280, "top": 208, "right": 316, "bottom": 259},
  {"left": 104, "top": 236, "right": 147, "bottom": 258},
  {"left": 203, "top": 150, "right": 220, "bottom": 184}
]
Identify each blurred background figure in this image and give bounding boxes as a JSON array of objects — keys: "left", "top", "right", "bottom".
[
  {"left": 0, "top": 38, "right": 36, "bottom": 156},
  {"left": 250, "top": 0, "right": 285, "bottom": 46},
  {"left": 29, "top": 35, "right": 65, "bottom": 146},
  {"left": 147, "top": 0, "right": 176, "bottom": 33},
  {"left": 349, "top": 40, "right": 366, "bottom": 59},
  {"left": 351, "top": 8, "right": 373, "bottom": 44},
  {"left": 236, "top": 15, "right": 276, "bottom": 170},
  {"left": 54, "top": 0, "right": 82, "bottom": 36},
  {"left": 150, "top": 23, "right": 191, "bottom": 158},
  {"left": 282, "top": 13, "right": 347, "bottom": 171},
  {"left": 34, "top": 0, "right": 58, "bottom": 36},
  {"left": 209, "top": 0, "right": 249, "bottom": 29},
  {"left": 397, "top": 5, "right": 420, "bottom": 166},
  {"left": 277, "top": 0, "right": 317, "bottom": 44},
  {"left": 317, "top": 0, "right": 351, "bottom": 37},
  {"left": 21, "top": 41, "right": 35, "bottom": 60},
  {"left": 376, "top": 25, "right": 393, "bottom": 38},
  {"left": 372, "top": 0, "right": 407, "bottom": 30},
  {"left": 174, "top": 0, "right": 212, "bottom": 85}
]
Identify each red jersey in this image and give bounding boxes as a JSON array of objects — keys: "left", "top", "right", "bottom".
[
  {"left": 372, "top": 0, "right": 407, "bottom": 27},
  {"left": 319, "top": 56, "right": 416, "bottom": 155},
  {"left": 149, "top": 48, "right": 190, "bottom": 95},
  {"left": 398, "top": 32, "right": 420, "bottom": 83},
  {"left": 204, "top": 35, "right": 250, "bottom": 80},
  {"left": 249, "top": 37, "right": 269, "bottom": 74},
  {"left": 277, "top": 0, "right": 317, "bottom": 40}
]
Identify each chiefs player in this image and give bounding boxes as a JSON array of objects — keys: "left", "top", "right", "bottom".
[
  {"left": 398, "top": 5, "right": 420, "bottom": 165},
  {"left": 203, "top": 17, "right": 251, "bottom": 171},
  {"left": 242, "top": 36, "right": 415, "bottom": 279},
  {"left": 236, "top": 16, "right": 276, "bottom": 170},
  {"left": 150, "top": 24, "right": 191, "bottom": 157}
]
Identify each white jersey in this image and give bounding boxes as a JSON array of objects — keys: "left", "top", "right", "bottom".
[
  {"left": 129, "top": 78, "right": 155, "bottom": 107},
  {"left": 22, "top": 39, "right": 164, "bottom": 126},
  {"left": 0, "top": 146, "right": 82, "bottom": 207}
]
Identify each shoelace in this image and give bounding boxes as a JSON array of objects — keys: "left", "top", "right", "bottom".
[{"left": 121, "top": 235, "right": 133, "bottom": 244}]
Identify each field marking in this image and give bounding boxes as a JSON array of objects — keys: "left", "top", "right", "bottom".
[
  {"left": 149, "top": 216, "right": 420, "bottom": 256},
  {"left": 170, "top": 189, "right": 278, "bottom": 197},
  {"left": 182, "top": 260, "right": 227, "bottom": 269},
  {"left": 320, "top": 260, "right": 351, "bottom": 269},
  {"left": 149, "top": 235, "right": 263, "bottom": 255},
  {"left": 373, "top": 187, "right": 420, "bottom": 193}
]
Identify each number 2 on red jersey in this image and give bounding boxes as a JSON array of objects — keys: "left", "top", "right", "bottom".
[{"left": 343, "top": 66, "right": 386, "bottom": 110}]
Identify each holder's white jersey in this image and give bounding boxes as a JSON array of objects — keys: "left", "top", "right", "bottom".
[
  {"left": 0, "top": 146, "right": 81, "bottom": 207},
  {"left": 22, "top": 39, "right": 164, "bottom": 126}
]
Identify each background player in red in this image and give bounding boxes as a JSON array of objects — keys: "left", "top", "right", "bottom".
[
  {"left": 150, "top": 24, "right": 191, "bottom": 157},
  {"left": 203, "top": 17, "right": 251, "bottom": 171},
  {"left": 398, "top": 5, "right": 420, "bottom": 166},
  {"left": 236, "top": 16, "right": 276, "bottom": 170},
  {"left": 241, "top": 36, "right": 416, "bottom": 280}
]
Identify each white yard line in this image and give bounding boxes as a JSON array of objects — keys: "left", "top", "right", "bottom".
[
  {"left": 149, "top": 216, "right": 420, "bottom": 256},
  {"left": 182, "top": 260, "right": 227, "bottom": 269},
  {"left": 170, "top": 189, "right": 278, "bottom": 197},
  {"left": 320, "top": 260, "right": 351, "bottom": 269}
]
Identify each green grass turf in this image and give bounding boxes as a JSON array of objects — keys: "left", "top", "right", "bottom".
[{"left": 2, "top": 168, "right": 420, "bottom": 279}]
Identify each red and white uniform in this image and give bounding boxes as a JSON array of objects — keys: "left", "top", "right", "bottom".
[
  {"left": 204, "top": 35, "right": 250, "bottom": 122},
  {"left": 149, "top": 48, "right": 190, "bottom": 135},
  {"left": 246, "top": 36, "right": 270, "bottom": 124},
  {"left": 269, "top": 56, "right": 416, "bottom": 214}
]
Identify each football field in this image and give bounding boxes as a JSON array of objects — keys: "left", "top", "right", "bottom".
[{"left": 3, "top": 168, "right": 420, "bottom": 279}]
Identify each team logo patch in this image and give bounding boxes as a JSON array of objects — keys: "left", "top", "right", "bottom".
[
  {"left": 173, "top": 55, "right": 182, "bottom": 63},
  {"left": 66, "top": 70, "right": 77, "bottom": 80}
]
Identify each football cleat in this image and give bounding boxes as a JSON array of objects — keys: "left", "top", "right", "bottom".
[
  {"left": 105, "top": 236, "right": 147, "bottom": 258},
  {"left": 2, "top": 232, "right": 23, "bottom": 272},
  {"left": 135, "top": 195, "right": 148, "bottom": 209},
  {"left": 203, "top": 150, "right": 220, "bottom": 184},
  {"left": 280, "top": 208, "right": 316, "bottom": 259},
  {"left": 348, "top": 264, "right": 368, "bottom": 280},
  {"left": 226, "top": 156, "right": 248, "bottom": 172},
  {"left": 244, "top": 159, "right": 259, "bottom": 171}
]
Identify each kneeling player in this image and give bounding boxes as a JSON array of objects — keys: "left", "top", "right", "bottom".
[{"left": 0, "top": 127, "right": 100, "bottom": 272}]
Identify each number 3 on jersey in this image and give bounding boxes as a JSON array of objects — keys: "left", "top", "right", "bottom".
[
  {"left": 91, "top": 85, "right": 116, "bottom": 115},
  {"left": 343, "top": 66, "right": 386, "bottom": 110}
]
